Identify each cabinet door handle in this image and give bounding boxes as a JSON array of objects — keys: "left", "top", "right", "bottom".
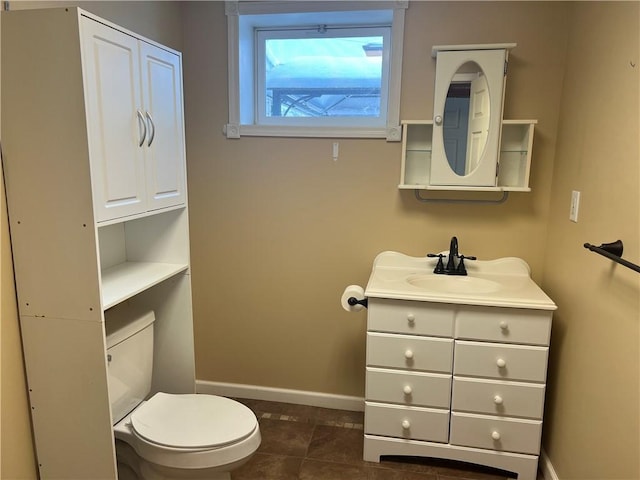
[
  {"left": 136, "top": 109, "right": 147, "bottom": 147},
  {"left": 145, "top": 111, "right": 156, "bottom": 147}
]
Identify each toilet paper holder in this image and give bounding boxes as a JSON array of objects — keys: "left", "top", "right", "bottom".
[{"left": 347, "top": 296, "right": 368, "bottom": 309}]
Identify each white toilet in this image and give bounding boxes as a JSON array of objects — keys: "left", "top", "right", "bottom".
[{"left": 105, "top": 307, "right": 261, "bottom": 480}]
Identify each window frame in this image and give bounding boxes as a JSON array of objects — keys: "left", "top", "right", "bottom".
[{"left": 225, "top": 1, "right": 408, "bottom": 140}]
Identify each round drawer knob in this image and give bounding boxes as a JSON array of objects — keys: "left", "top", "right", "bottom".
[
  {"left": 491, "top": 431, "right": 501, "bottom": 441},
  {"left": 496, "top": 358, "right": 506, "bottom": 368},
  {"left": 404, "top": 349, "right": 414, "bottom": 360},
  {"left": 499, "top": 320, "right": 509, "bottom": 330},
  {"left": 403, "top": 385, "right": 413, "bottom": 395},
  {"left": 434, "top": 115, "right": 443, "bottom": 125},
  {"left": 407, "top": 313, "right": 415, "bottom": 324},
  {"left": 402, "top": 420, "right": 411, "bottom": 430},
  {"left": 493, "top": 395, "right": 504, "bottom": 405}
]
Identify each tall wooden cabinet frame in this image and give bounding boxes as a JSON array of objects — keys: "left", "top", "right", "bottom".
[{"left": 2, "top": 8, "right": 195, "bottom": 479}]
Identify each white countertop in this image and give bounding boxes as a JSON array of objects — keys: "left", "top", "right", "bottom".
[{"left": 364, "top": 251, "right": 557, "bottom": 310}]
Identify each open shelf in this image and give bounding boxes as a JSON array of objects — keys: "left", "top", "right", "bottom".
[
  {"left": 101, "top": 261, "right": 189, "bottom": 309},
  {"left": 98, "top": 208, "right": 191, "bottom": 310},
  {"left": 399, "top": 120, "right": 536, "bottom": 191}
]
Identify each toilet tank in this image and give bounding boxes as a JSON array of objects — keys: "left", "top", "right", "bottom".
[{"left": 105, "top": 304, "right": 155, "bottom": 424}]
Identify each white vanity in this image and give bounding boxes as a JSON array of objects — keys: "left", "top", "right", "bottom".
[{"left": 362, "top": 251, "right": 556, "bottom": 480}]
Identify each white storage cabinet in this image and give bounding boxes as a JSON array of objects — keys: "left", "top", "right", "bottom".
[
  {"left": 82, "top": 16, "right": 186, "bottom": 222},
  {"left": 2, "top": 8, "right": 195, "bottom": 479},
  {"left": 363, "top": 298, "right": 552, "bottom": 480}
]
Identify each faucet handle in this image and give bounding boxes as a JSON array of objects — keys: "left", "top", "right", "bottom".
[
  {"left": 456, "top": 255, "right": 477, "bottom": 275},
  {"left": 427, "top": 253, "right": 446, "bottom": 274}
]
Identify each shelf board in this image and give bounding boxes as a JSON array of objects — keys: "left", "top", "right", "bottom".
[
  {"left": 399, "top": 184, "right": 531, "bottom": 192},
  {"left": 421, "top": 185, "right": 505, "bottom": 192},
  {"left": 101, "top": 261, "right": 189, "bottom": 309},
  {"left": 96, "top": 204, "right": 186, "bottom": 227}
]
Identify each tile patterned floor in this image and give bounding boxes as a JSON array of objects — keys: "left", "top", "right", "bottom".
[{"left": 231, "top": 398, "right": 544, "bottom": 480}]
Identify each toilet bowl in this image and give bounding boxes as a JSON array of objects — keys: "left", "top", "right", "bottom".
[
  {"left": 113, "top": 393, "right": 261, "bottom": 480},
  {"left": 105, "top": 306, "right": 261, "bottom": 479}
]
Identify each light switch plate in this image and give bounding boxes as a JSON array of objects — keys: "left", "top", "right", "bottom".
[{"left": 570, "top": 190, "right": 580, "bottom": 222}]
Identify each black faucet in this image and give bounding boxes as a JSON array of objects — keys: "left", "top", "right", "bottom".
[
  {"left": 446, "top": 236, "right": 459, "bottom": 272},
  {"left": 427, "top": 236, "right": 476, "bottom": 276}
]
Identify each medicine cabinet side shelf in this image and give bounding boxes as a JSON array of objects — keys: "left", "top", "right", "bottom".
[{"left": 398, "top": 119, "right": 536, "bottom": 192}]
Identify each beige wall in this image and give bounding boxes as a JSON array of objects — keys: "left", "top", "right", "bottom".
[
  {"left": 2, "top": 1, "right": 638, "bottom": 479},
  {"left": 1, "top": 172, "right": 37, "bottom": 480},
  {"left": 0, "top": 4, "right": 36, "bottom": 477},
  {"left": 541, "top": 2, "right": 640, "bottom": 479},
  {"left": 0, "top": 2, "right": 183, "bottom": 477},
  {"left": 182, "top": 0, "right": 569, "bottom": 395}
]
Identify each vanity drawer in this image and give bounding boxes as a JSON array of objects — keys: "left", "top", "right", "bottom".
[
  {"left": 365, "top": 402, "right": 450, "bottom": 443},
  {"left": 368, "top": 298, "right": 454, "bottom": 337},
  {"left": 452, "top": 377, "right": 546, "bottom": 419},
  {"left": 366, "top": 367, "right": 451, "bottom": 408},
  {"left": 455, "top": 307, "right": 552, "bottom": 346},
  {"left": 367, "top": 333, "right": 453, "bottom": 373},
  {"left": 450, "top": 412, "right": 542, "bottom": 455},
  {"left": 454, "top": 341, "right": 548, "bottom": 382}
]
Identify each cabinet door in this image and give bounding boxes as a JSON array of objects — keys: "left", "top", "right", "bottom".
[
  {"left": 431, "top": 48, "right": 506, "bottom": 186},
  {"left": 82, "top": 18, "right": 147, "bottom": 222},
  {"left": 140, "top": 42, "right": 186, "bottom": 211}
]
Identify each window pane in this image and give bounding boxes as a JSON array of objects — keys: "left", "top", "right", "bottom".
[{"left": 264, "top": 36, "right": 384, "bottom": 118}]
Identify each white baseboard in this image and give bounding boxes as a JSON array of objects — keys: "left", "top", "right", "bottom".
[
  {"left": 196, "top": 380, "right": 365, "bottom": 412},
  {"left": 539, "top": 448, "right": 559, "bottom": 480}
]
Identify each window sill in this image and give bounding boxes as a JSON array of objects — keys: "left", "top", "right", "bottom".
[{"left": 224, "top": 124, "right": 402, "bottom": 141}]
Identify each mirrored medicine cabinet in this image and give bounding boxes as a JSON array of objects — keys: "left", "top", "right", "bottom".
[{"left": 399, "top": 43, "right": 537, "bottom": 193}]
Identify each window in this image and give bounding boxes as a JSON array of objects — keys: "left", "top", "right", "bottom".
[
  {"left": 225, "top": 1, "right": 408, "bottom": 140},
  {"left": 256, "top": 28, "right": 389, "bottom": 126}
]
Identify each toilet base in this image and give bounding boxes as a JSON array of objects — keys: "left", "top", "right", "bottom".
[
  {"left": 116, "top": 460, "right": 139, "bottom": 480},
  {"left": 116, "top": 440, "right": 242, "bottom": 480}
]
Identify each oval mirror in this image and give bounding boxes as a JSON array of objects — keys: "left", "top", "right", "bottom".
[{"left": 442, "top": 61, "right": 490, "bottom": 176}]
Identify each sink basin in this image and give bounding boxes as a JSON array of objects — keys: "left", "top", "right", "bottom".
[
  {"left": 364, "top": 251, "right": 556, "bottom": 309},
  {"left": 406, "top": 274, "right": 502, "bottom": 295}
]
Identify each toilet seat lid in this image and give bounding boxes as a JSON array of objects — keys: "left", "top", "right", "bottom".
[{"left": 130, "top": 393, "right": 257, "bottom": 449}]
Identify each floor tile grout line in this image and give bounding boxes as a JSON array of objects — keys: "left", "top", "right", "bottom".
[
  {"left": 302, "top": 422, "right": 316, "bottom": 463},
  {"left": 258, "top": 411, "right": 364, "bottom": 430}
]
